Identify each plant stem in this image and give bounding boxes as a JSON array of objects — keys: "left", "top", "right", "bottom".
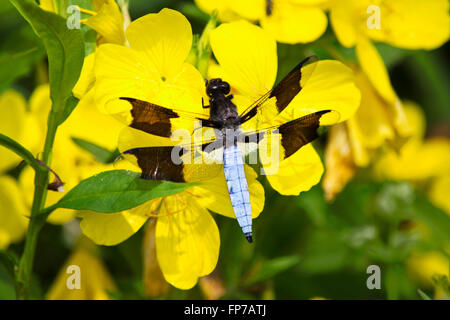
[
  {"left": 196, "top": 10, "right": 217, "bottom": 78},
  {"left": 16, "top": 108, "right": 60, "bottom": 299}
]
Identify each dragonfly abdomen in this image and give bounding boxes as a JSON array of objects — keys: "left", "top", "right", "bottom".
[{"left": 223, "top": 144, "right": 253, "bottom": 242}]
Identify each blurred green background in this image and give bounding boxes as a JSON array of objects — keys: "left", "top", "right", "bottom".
[{"left": 0, "top": 0, "right": 449, "bottom": 300}]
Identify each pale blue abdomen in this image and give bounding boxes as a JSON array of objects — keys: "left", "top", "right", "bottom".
[{"left": 223, "top": 144, "right": 253, "bottom": 242}]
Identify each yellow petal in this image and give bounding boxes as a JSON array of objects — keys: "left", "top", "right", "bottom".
[
  {"left": 367, "top": 0, "right": 450, "bottom": 50},
  {"left": 265, "top": 144, "right": 324, "bottom": 196},
  {"left": 79, "top": 203, "right": 149, "bottom": 246},
  {"left": 407, "top": 251, "right": 449, "bottom": 287},
  {"left": 94, "top": 43, "right": 159, "bottom": 113},
  {"left": 329, "top": 0, "right": 364, "bottom": 47},
  {"left": 346, "top": 117, "right": 371, "bottom": 167},
  {"left": 428, "top": 175, "right": 450, "bottom": 215},
  {"left": 228, "top": 0, "right": 265, "bottom": 21},
  {"left": 193, "top": 164, "right": 265, "bottom": 219},
  {"left": 59, "top": 87, "right": 124, "bottom": 152},
  {"left": 47, "top": 237, "right": 116, "bottom": 300},
  {"left": 355, "top": 37, "right": 397, "bottom": 104},
  {"left": 0, "top": 90, "right": 27, "bottom": 171},
  {"left": 194, "top": 0, "right": 251, "bottom": 22},
  {"left": 402, "top": 100, "right": 426, "bottom": 141},
  {"left": 40, "top": 0, "right": 54, "bottom": 12},
  {"left": 0, "top": 87, "right": 44, "bottom": 161},
  {"left": 73, "top": 53, "right": 96, "bottom": 99},
  {"left": 29, "top": 83, "right": 52, "bottom": 126},
  {"left": 155, "top": 196, "right": 220, "bottom": 289},
  {"left": 125, "top": 8, "right": 192, "bottom": 79},
  {"left": 289, "top": 60, "right": 361, "bottom": 124},
  {"left": 375, "top": 137, "right": 450, "bottom": 181},
  {"left": 350, "top": 70, "right": 394, "bottom": 150},
  {"left": 84, "top": 0, "right": 125, "bottom": 45},
  {"left": 0, "top": 176, "right": 28, "bottom": 249},
  {"left": 210, "top": 20, "right": 277, "bottom": 98},
  {"left": 261, "top": 1, "right": 327, "bottom": 44},
  {"left": 94, "top": 44, "right": 204, "bottom": 118},
  {"left": 290, "top": 0, "right": 330, "bottom": 4}
]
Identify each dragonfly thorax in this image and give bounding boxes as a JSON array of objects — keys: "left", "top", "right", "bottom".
[{"left": 206, "top": 78, "right": 240, "bottom": 129}]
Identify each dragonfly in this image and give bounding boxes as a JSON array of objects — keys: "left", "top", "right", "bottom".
[{"left": 119, "top": 56, "right": 338, "bottom": 243}]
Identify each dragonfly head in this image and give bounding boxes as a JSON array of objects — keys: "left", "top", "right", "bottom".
[{"left": 206, "top": 78, "right": 230, "bottom": 98}]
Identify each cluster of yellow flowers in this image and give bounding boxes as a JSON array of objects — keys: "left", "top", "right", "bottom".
[{"left": 0, "top": 0, "right": 448, "bottom": 298}]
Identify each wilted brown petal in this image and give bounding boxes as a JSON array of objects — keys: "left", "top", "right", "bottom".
[
  {"left": 142, "top": 219, "right": 170, "bottom": 298},
  {"left": 322, "top": 123, "right": 356, "bottom": 201}
]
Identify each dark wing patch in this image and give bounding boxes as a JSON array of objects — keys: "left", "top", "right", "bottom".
[
  {"left": 278, "top": 110, "right": 328, "bottom": 158},
  {"left": 120, "top": 97, "right": 217, "bottom": 137},
  {"left": 120, "top": 97, "right": 179, "bottom": 138},
  {"left": 239, "top": 56, "right": 318, "bottom": 124},
  {"left": 123, "top": 142, "right": 224, "bottom": 183},
  {"left": 269, "top": 55, "right": 318, "bottom": 113},
  {"left": 239, "top": 110, "right": 330, "bottom": 159},
  {"left": 124, "top": 146, "right": 186, "bottom": 182}
]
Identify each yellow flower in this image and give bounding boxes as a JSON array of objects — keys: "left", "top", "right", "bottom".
[
  {"left": 18, "top": 84, "right": 123, "bottom": 224},
  {"left": 93, "top": 8, "right": 206, "bottom": 127},
  {"left": 81, "top": 0, "right": 127, "bottom": 45},
  {"left": 0, "top": 90, "right": 42, "bottom": 172},
  {"left": 373, "top": 101, "right": 450, "bottom": 215},
  {"left": 0, "top": 89, "right": 39, "bottom": 248},
  {"left": 72, "top": 0, "right": 130, "bottom": 104},
  {"left": 328, "top": 0, "right": 449, "bottom": 112},
  {"left": 330, "top": 0, "right": 450, "bottom": 50},
  {"left": 72, "top": 0, "right": 128, "bottom": 103},
  {"left": 209, "top": 20, "right": 360, "bottom": 195},
  {"left": 79, "top": 162, "right": 264, "bottom": 289},
  {"left": 46, "top": 236, "right": 116, "bottom": 300},
  {"left": 429, "top": 175, "right": 450, "bottom": 215},
  {"left": 407, "top": 250, "right": 449, "bottom": 288},
  {"left": 322, "top": 63, "right": 410, "bottom": 201},
  {"left": 195, "top": 0, "right": 330, "bottom": 44},
  {"left": 41, "top": 0, "right": 126, "bottom": 45},
  {"left": 0, "top": 176, "right": 28, "bottom": 249},
  {"left": 80, "top": 9, "right": 266, "bottom": 289}
]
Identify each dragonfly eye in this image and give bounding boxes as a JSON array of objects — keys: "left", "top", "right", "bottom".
[
  {"left": 220, "top": 82, "right": 230, "bottom": 95},
  {"left": 207, "top": 78, "right": 230, "bottom": 97}
]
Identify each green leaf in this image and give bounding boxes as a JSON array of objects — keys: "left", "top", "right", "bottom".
[
  {"left": 71, "top": 137, "right": 119, "bottom": 164},
  {"left": 245, "top": 255, "right": 301, "bottom": 286},
  {"left": 10, "top": 0, "right": 84, "bottom": 113},
  {"left": 0, "top": 25, "right": 45, "bottom": 91},
  {"left": 0, "top": 133, "right": 42, "bottom": 172},
  {"left": 407, "top": 191, "right": 450, "bottom": 244},
  {"left": 0, "top": 251, "right": 18, "bottom": 284},
  {"left": 297, "top": 185, "right": 327, "bottom": 227},
  {"left": 384, "top": 264, "right": 416, "bottom": 299},
  {"left": 44, "top": 170, "right": 196, "bottom": 213}
]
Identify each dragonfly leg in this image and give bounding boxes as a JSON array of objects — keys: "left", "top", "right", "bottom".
[{"left": 202, "top": 97, "right": 210, "bottom": 109}]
